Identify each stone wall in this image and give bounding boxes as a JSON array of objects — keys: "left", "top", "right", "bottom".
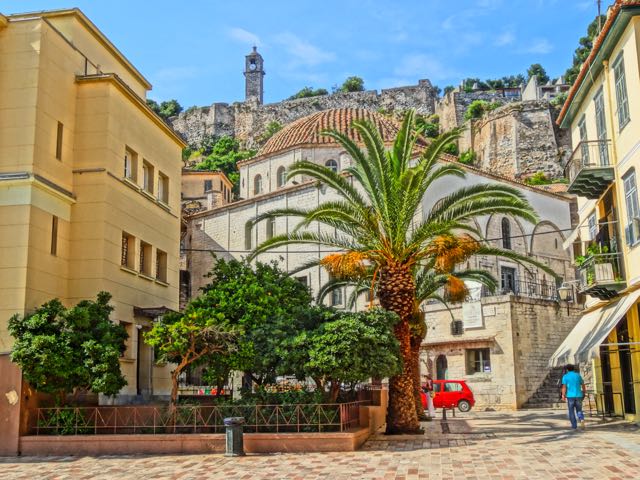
[
  {"left": 466, "top": 101, "right": 568, "bottom": 179},
  {"left": 171, "top": 80, "right": 439, "bottom": 149},
  {"left": 509, "top": 298, "right": 582, "bottom": 407},
  {"left": 435, "top": 89, "right": 522, "bottom": 132}
]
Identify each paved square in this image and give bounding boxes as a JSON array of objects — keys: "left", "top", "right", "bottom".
[{"left": 2, "top": 409, "right": 639, "bottom": 479}]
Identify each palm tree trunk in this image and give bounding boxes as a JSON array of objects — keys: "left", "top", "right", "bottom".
[
  {"left": 378, "top": 262, "right": 421, "bottom": 434},
  {"left": 410, "top": 332, "right": 426, "bottom": 420}
]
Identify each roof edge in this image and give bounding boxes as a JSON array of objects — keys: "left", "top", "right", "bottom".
[
  {"left": 557, "top": 1, "right": 640, "bottom": 127},
  {"left": 7, "top": 8, "right": 152, "bottom": 91},
  {"left": 76, "top": 73, "right": 186, "bottom": 148}
]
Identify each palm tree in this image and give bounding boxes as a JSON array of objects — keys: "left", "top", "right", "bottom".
[{"left": 249, "top": 110, "right": 540, "bottom": 433}]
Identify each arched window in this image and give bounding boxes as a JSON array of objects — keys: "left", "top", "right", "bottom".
[
  {"left": 245, "top": 223, "right": 252, "bottom": 250},
  {"left": 501, "top": 217, "right": 512, "bottom": 250},
  {"left": 276, "top": 166, "right": 287, "bottom": 188},
  {"left": 266, "top": 217, "right": 275, "bottom": 240},
  {"left": 325, "top": 159, "right": 339, "bottom": 173},
  {"left": 253, "top": 174, "right": 263, "bottom": 195}
]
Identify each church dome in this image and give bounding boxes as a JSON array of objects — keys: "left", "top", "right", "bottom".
[{"left": 258, "top": 108, "right": 400, "bottom": 157}]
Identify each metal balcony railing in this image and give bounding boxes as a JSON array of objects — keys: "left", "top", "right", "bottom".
[
  {"left": 577, "top": 252, "right": 625, "bottom": 300},
  {"left": 564, "top": 140, "right": 614, "bottom": 199}
]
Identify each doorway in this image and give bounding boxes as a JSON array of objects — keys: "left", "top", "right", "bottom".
[
  {"left": 436, "top": 355, "right": 448, "bottom": 380},
  {"left": 136, "top": 326, "right": 153, "bottom": 396},
  {"left": 617, "top": 320, "right": 636, "bottom": 415}
]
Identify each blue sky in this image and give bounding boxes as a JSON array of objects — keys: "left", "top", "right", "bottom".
[{"left": 5, "top": 1, "right": 600, "bottom": 107}]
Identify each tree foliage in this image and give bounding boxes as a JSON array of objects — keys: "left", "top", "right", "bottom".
[
  {"left": 288, "top": 86, "right": 329, "bottom": 100},
  {"left": 249, "top": 110, "right": 541, "bottom": 433},
  {"left": 464, "top": 100, "right": 501, "bottom": 121},
  {"left": 340, "top": 76, "right": 365, "bottom": 92},
  {"left": 291, "top": 309, "right": 401, "bottom": 401},
  {"left": 527, "top": 63, "right": 549, "bottom": 84},
  {"left": 258, "top": 121, "right": 283, "bottom": 143},
  {"left": 8, "top": 292, "right": 127, "bottom": 401},
  {"left": 565, "top": 15, "right": 606, "bottom": 85},
  {"left": 146, "top": 99, "right": 183, "bottom": 121},
  {"left": 145, "top": 308, "right": 236, "bottom": 405},
  {"left": 194, "top": 135, "right": 256, "bottom": 190},
  {"left": 192, "top": 258, "right": 312, "bottom": 384}
]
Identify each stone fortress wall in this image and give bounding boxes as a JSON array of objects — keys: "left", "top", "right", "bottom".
[
  {"left": 171, "top": 80, "right": 439, "bottom": 149},
  {"left": 172, "top": 81, "right": 571, "bottom": 181}
]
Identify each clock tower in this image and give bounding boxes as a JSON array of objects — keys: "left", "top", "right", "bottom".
[{"left": 244, "top": 46, "right": 265, "bottom": 104}]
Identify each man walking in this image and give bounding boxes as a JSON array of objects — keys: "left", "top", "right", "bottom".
[{"left": 561, "top": 364, "right": 586, "bottom": 429}]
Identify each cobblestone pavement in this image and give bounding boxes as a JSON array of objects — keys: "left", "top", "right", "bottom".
[{"left": 2, "top": 409, "right": 639, "bottom": 479}]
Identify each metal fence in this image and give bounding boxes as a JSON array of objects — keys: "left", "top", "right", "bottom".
[
  {"left": 31, "top": 401, "right": 368, "bottom": 436},
  {"left": 483, "top": 276, "right": 559, "bottom": 301}
]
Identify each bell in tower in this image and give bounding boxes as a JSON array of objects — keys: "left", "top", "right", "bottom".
[{"left": 244, "top": 46, "right": 265, "bottom": 104}]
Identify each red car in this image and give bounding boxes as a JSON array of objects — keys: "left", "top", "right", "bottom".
[{"left": 421, "top": 380, "right": 475, "bottom": 412}]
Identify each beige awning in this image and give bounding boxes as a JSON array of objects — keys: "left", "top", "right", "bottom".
[{"left": 550, "top": 289, "right": 640, "bottom": 367}]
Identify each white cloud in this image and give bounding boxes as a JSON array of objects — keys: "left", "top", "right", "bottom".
[
  {"left": 523, "top": 38, "right": 553, "bottom": 54},
  {"left": 274, "top": 32, "right": 335, "bottom": 66},
  {"left": 393, "top": 54, "right": 459, "bottom": 81},
  {"left": 494, "top": 30, "right": 515, "bottom": 47},
  {"left": 228, "top": 27, "right": 261, "bottom": 47}
]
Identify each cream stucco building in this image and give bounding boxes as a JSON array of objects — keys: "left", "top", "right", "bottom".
[
  {"left": 0, "top": 8, "right": 185, "bottom": 454},
  {"left": 551, "top": 0, "right": 640, "bottom": 422}
]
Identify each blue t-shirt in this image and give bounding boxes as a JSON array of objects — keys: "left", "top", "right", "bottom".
[{"left": 562, "top": 371, "right": 584, "bottom": 398}]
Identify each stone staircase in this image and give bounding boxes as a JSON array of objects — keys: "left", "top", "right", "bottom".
[{"left": 522, "top": 367, "right": 565, "bottom": 409}]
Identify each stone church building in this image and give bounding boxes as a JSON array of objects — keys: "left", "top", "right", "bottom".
[{"left": 183, "top": 105, "right": 582, "bottom": 409}]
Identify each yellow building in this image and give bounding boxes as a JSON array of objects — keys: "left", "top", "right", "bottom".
[
  {"left": 0, "top": 8, "right": 185, "bottom": 453},
  {"left": 551, "top": 0, "right": 640, "bottom": 422}
]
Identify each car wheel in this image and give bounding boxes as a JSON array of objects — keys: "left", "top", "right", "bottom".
[{"left": 458, "top": 400, "right": 471, "bottom": 412}]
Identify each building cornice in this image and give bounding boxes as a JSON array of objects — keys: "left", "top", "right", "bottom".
[
  {"left": 75, "top": 73, "right": 187, "bottom": 148},
  {"left": 557, "top": 1, "right": 640, "bottom": 127},
  {"left": 0, "top": 171, "right": 76, "bottom": 203},
  {"left": 7, "top": 8, "right": 152, "bottom": 90}
]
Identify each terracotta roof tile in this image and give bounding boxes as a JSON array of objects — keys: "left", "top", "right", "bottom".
[{"left": 257, "top": 108, "right": 400, "bottom": 157}]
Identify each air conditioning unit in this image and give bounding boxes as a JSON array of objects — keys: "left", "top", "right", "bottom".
[{"left": 451, "top": 320, "right": 464, "bottom": 336}]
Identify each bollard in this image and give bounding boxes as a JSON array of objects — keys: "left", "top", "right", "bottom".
[{"left": 224, "top": 417, "right": 246, "bottom": 457}]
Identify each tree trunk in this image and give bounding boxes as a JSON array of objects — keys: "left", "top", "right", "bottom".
[
  {"left": 378, "top": 261, "right": 421, "bottom": 434},
  {"left": 410, "top": 332, "right": 426, "bottom": 420},
  {"left": 329, "top": 380, "right": 341, "bottom": 403},
  {"left": 170, "top": 371, "right": 180, "bottom": 406}
]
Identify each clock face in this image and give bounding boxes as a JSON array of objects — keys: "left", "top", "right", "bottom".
[{"left": 249, "top": 63, "right": 257, "bottom": 71}]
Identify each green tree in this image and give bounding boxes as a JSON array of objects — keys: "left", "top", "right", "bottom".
[
  {"left": 464, "top": 100, "right": 500, "bottom": 121},
  {"left": 340, "top": 76, "right": 365, "bottom": 92},
  {"left": 146, "top": 99, "right": 183, "bottom": 121},
  {"left": 195, "top": 136, "right": 256, "bottom": 192},
  {"left": 192, "top": 258, "right": 312, "bottom": 384},
  {"left": 8, "top": 292, "right": 127, "bottom": 403},
  {"left": 249, "top": 110, "right": 540, "bottom": 433},
  {"left": 288, "top": 87, "right": 329, "bottom": 100},
  {"left": 443, "top": 85, "right": 455, "bottom": 96},
  {"left": 145, "top": 309, "right": 236, "bottom": 405},
  {"left": 258, "top": 121, "right": 283, "bottom": 143},
  {"left": 297, "top": 309, "right": 401, "bottom": 402},
  {"left": 527, "top": 63, "right": 549, "bottom": 84},
  {"left": 565, "top": 15, "right": 606, "bottom": 84}
]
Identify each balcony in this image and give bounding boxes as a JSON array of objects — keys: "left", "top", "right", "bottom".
[
  {"left": 565, "top": 140, "right": 614, "bottom": 199},
  {"left": 577, "top": 252, "right": 625, "bottom": 300}
]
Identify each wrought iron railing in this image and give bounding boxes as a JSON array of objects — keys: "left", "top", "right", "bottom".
[
  {"left": 485, "top": 276, "right": 559, "bottom": 301},
  {"left": 577, "top": 252, "right": 624, "bottom": 291},
  {"left": 564, "top": 139, "right": 612, "bottom": 184},
  {"left": 31, "top": 401, "right": 368, "bottom": 436}
]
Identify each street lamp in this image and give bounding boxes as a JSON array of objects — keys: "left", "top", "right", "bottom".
[{"left": 558, "top": 283, "right": 573, "bottom": 302}]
